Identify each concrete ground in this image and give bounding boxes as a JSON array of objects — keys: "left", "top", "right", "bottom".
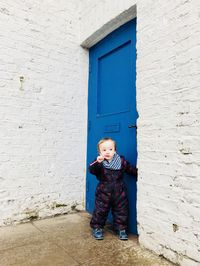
[{"left": 0, "top": 212, "right": 176, "bottom": 266}]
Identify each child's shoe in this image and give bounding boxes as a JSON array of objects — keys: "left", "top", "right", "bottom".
[
  {"left": 118, "top": 229, "right": 128, "bottom": 240},
  {"left": 92, "top": 228, "right": 104, "bottom": 240}
]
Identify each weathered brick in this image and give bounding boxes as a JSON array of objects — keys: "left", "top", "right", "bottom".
[
  {"left": 0, "top": 1, "right": 199, "bottom": 265},
  {"left": 0, "top": 0, "right": 87, "bottom": 226}
]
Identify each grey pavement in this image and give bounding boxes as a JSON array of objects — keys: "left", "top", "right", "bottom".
[{"left": 0, "top": 212, "right": 176, "bottom": 266}]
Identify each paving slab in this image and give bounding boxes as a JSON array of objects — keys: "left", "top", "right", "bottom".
[{"left": 0, "top": 212, "right": 176, "bottom": 266}]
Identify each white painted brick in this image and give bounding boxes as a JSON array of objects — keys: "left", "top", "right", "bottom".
[
  {"left": 136, "top": 0, "right": 200, "bottom": 264},
  {"left": 0, "top": 0, "right": 88, "bottom": 225},
  {"left": 0, "top": 0, "right": 200, "bottom": 265}
]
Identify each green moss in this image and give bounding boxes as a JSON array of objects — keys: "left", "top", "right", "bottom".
[{"left": 55, "top": 203, "right": 68, "bottom": 208}]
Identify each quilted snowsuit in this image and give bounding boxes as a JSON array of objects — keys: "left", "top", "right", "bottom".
[{"left": 89, "top": 156, "right": 137, "bottom": 231}]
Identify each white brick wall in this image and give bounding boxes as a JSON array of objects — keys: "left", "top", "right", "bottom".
[
  {"left": 0, "top": 0, "right": 88, "bottom": 225},
  {"left": 80, "top": 0, "right": 200, "bottom": 265},
  {"left": 136, "top": 1, "right": 200, "bottom": 265},
  {"left": 0, "top": 0, "right": 200, "bottom": 265}
]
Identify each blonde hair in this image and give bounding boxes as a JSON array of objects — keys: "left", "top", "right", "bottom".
[{"left": 97, "top": 137, "right": 116, "bottom": 153}]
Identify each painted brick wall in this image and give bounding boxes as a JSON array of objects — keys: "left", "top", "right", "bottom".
[
  {"left": 80, "top": 0, "right": 200, "bottom": 265},
  {"left": 1, "top": 0, "right": 199, "bottom": 265},
  {"left": 136, "top": 1, "right": 200, "bottom": 265},
  {"left": 0, "top": 0, "right": 88, "bottom": 225}
]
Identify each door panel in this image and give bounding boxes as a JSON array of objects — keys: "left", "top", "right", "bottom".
[
  {"left": 97, "top": 41, "right": 132, "bottom": 115},
  {"left": 86, "top": 19, "right": 137, "bottom": 234}
]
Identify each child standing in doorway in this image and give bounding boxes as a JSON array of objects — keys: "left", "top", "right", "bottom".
[{"left": 89, "top": 137, "right": 137, "bottom": 240}]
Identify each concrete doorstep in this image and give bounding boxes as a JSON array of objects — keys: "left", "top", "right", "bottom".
[{"left": 0, "top": 212, "right": 176, "bottom": 266}]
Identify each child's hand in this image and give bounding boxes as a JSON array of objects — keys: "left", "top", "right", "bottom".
[{"left": 97, "top": 155, "right": 104, "bottom": 163}]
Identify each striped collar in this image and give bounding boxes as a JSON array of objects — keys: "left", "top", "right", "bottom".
[{"left": 103, "top": 153, "right": 121, "bottom": 170}]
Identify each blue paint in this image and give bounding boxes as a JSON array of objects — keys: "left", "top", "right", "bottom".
[{"left": 86, "top": 19, "right": 138, "bottom": 234}]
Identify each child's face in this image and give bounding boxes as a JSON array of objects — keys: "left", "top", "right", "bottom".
[{"left": 99, "top": 140, "right": 116, "bottom": 161}]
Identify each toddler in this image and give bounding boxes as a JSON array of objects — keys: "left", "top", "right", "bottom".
[{"left": 89, "top": 137, "right": 137, "bottom": 240}]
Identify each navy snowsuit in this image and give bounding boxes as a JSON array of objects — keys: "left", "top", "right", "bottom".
[{"left": 89, "top": 156, "right": 137, "bottom": 231}]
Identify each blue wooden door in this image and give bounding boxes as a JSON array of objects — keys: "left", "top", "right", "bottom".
[{"left": 86, "top": 19, "right": 137, "bottom": 234}]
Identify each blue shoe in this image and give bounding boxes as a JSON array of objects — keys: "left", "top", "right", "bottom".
[
  {"left": 92, "top": 228, "right": 104, "bottom": 240},
  {"left": 118, "top": 230, "right": 128, "bottom": 240}
]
